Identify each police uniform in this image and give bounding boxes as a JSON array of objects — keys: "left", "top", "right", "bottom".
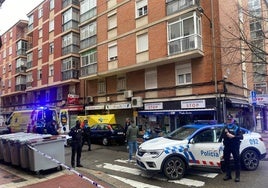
[
  {"left": 68, "top": 120, "right": 83, "bottom": 168},
  {"left": 222, "top": 115, "right": 243, "bottom": 182}
]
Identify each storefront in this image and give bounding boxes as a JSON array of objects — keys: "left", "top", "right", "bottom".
[{"left": 137, "top": 98, "right": 217, "bottom": 134}]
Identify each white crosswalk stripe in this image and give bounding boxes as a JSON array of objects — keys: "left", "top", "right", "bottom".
[
  {"left": 109, "top": 175, "right": 162, "bottom": 188},
  {"left": 99, "top": 159, "right": 219, "bottom": 187}
]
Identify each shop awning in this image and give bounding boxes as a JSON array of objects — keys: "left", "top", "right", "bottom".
[
  {"left": 138, "top": 108, "right": 216, "bottom": 115},
  {"left": 226, "top": 98, "right": 249, "bottom": 108}
]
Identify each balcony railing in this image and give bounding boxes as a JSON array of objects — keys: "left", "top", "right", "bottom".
[
  {"left": 80, "top": 36, "right": 97, "bottom": 50},
  {"left": 62, "top": 0, "right": 79, "bottom": 9},
  {"left": 166, "top": 0, "right": 195, "bottom": 15},
  {"left": 80, "top": 63, "right": 97, "bottom": 77},
  {"left": 168, "top": 34, "right": 202, "bottom": 55},
  {"left": 62, "top": 69, "right": 79, "bottom": 80},
  {"left": 62, "top": 20, "right": 79, "bottom": 32},
  {"left": 62, "top": 45, "right": 80, "bottom": 56},
  {"left": 15, "top": 66, "right": 27, "bottom": 74},
  {"left": 15, "top": 84, "right": 26, "bottom": 91}
]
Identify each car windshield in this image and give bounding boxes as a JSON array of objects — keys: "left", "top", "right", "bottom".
[
  {"left": 111, "top": 124, "right": 124, "bottom": 130},
  {"left": 165, "top": 127, "right": 198, "bottom": 140}
]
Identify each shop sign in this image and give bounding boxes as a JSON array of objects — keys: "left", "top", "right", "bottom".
[
  {"left": 144, "top": 103, "right": 163, "bottom": 110},
  {"left": 67, "top": 94, "right": 79, "bottom": 104},
  {"left": 254, "top": 94, "right": 268, "bottom": 105},
  {"left": 106, "top": 103, "right": 131, "bottom": 110},
  {"left": 181, "top": 100, "right": 206, "bottom": 109},
  {"left": 85, "top": 105, "right": 105, "bottom": 110}
]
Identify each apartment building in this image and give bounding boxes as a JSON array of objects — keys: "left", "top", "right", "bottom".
[
  {"left": 0, "top": 0, "right": 267, "bottom": 132},
  {"left": 0, "top": 0, "right": 84, "bottom": 125}
]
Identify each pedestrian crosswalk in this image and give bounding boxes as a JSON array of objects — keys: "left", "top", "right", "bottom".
[{"left": 97, "top": 159, "right": 220, "bottom": 187}]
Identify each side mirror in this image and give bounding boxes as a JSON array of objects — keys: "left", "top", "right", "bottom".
[{"left": 189, "top": 138, "right": 195, "bottom": 144}]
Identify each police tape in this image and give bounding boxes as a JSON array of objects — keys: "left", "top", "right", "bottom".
[{"left": 27, "top": 144, "right": 105, "bottom": 188}]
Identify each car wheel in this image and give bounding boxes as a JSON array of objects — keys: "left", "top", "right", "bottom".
[
  {"left": 241, "top": 149, "right": 259, "bottom": 171},
  {"left": 102, "top": 137, "right": 109, "bottom": 146},
  {"left": 163, "top": 156, "right": 185, "bottom": 180}
]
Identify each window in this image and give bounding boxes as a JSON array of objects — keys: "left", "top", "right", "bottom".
[
  {"left": 117, "top": 76, "right": 126, "bottom": 91},
  {"left": 49, "top": 20, "right": 54, "bottom": 32},
  {"left": 38, "top": 69, "right": 42, "bottom": 80},
  {"left": 38, "top": 7, "right": 43, "bottom": 18},
  {"left": 26, "top": 73, "right": 33, "bottom": 83},
  {"left": 28, "top": 14, "right": 34, "bottom": 26},
  {"left": 81, "top": 49, "right": 97, "bottom": 67},
  {"left": 168, "top": 12, "right": 201, "bottom": 55},
  {"left": 49, "top": 42, "right": 54, "bottom": 54},
  {"left": 80, "top": 0, "right": 97, "bottom": 22},
  {"left": 62, "top": 57, "right": 79, "bottom": 71},
  {"left": 62, "top": 33, "right": 79, "bottom": 47},
  {"left": 57, "top": 87, "right": 63, "bottom": 100},
  {"left": 50, "top": 0, "right": 54, "bottom": 10},
  {"left": 145, "top": 69, "right": 157, "bottom": 89},
  {"left": 98, "top": 80, "right": 106, "bottom": 94},
  {"left": 9, "top": 46, "right": 12, "bottom": 55},
  {"left": 39, "top": 29, "right": 43, "bottom": 38},
  {"left": 136, "top": 0, "right": 148, "bottom": 18},
  {"left": 108, "top": 43, "right": 117, "bottom": 61},
  {"left": 176, "top": 63, "right": 192, "bottom": 85},
  {"left": 49, "top": 65, "right": 54, "bottom": 76},
  {"left": 80, "top": 22, "right": 96, "bottom": 40},
  {"left": 137, "top": 33, "right": 148, "bottom": 53},
  {"left": 8, "top": 63, "right": 12, "bottom": 71},
  {"left": 38, "top": 48, "right": 42, "bottom": 58},
  {"left": 108, "top": 13, "right": 117, "bottom": 30}
]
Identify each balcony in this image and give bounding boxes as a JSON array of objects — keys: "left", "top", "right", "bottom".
[
  {"left": 62, "top": 45, "right": 80, "bottom": 56},
  {"left": 168, "top": 34, "right": 202, "bottom": 55},
  {"left": 80, "top": 63, "right": 97, "bottom": 77},
  {"left": 62, "top": 20, "right": 79, "bottom": 32},
  {"left": 80, "top": 36, "right": 97, "bottom": 50},
  {"left": 15, "top": 84, "right": 26, "bottom": 91},
  {"left": 62, "top": 0, "right": 79, "bottom": 9},
  {"left": 62, "top": 69, "right": 79, "bottom": 81},
  {"left": 15, "top": 66, "right": 27, "bottom": 74},
  {"left": 166, "top": 0, "right": 195, "bottom": 16}
]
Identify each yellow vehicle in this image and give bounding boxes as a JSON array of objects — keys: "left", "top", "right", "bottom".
[
  {"left": 5, "top": 107, "right": 58, "bottom": 134},
  {"left": 76, "top": 114, "right": 116, "bottom": 126}
]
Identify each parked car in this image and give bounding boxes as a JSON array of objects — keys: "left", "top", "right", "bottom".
[
  {"left": 136, "top": 123, "right": 267, "bottom": 180},
  {"left": 90, "top": 123, "right": 126, "bottom": 146}
]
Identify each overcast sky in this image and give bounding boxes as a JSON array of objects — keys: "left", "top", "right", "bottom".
[{"left": 0, "top": 0, "right": 43, "bottom": 35}]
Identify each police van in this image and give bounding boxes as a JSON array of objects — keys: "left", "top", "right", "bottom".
[{"left": 136, "top": 123, "right": 267, "bottom": 180}]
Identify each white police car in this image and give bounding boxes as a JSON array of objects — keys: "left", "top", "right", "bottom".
[{"left": 136, "top": 123, "right": 267, "bottom": 180}]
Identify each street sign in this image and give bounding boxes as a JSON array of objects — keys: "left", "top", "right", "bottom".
[{"left": 250, "top": 90, "right": 257, "bottom": 106}]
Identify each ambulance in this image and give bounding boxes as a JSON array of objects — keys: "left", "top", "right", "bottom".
[{"left": 5, "top": 107, "right": 58, "bottom": 133}]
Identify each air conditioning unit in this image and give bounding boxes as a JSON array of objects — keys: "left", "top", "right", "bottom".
[
  {"left": 86, "top": 96, "right": 93, "bottom": 104},
  {"left": 124, "top": 90, "right": 133, "bottom": 98},
  {"left": 131, "top": 97, "right": 143, "bottom": 108}
]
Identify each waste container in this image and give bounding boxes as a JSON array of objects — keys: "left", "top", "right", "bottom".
[
  {"left": 9, "top": 138, "right": 21, "bottom": 166},
  {"left": 19, "top": 134, "right": 51, "bottom": 169},
  {"left": 1, "top": 132, "right": 25, "bottom": 163},
  {"left": 28, "top": 136, "right": 65, "bottom": 173}
]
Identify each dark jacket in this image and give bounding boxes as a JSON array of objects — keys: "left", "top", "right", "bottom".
[
  {"left": 221, "top": 123, "right": 243, "bottom": 145},
  {"left": 69, "top": 123, "right": 83, "bottom": 144}
]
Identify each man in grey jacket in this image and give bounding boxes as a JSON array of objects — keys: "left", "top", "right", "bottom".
[{"left": 126, "top": 120, "right": 139, "bottom": 162}]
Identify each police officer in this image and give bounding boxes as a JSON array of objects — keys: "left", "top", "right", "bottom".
[
  {"left": 222, "top": 114, "right": 243, "bottom": 182},
  {"left": 82, "top": 119, "right": 91, "bottom": 151},
  {"left": 68, "top": 120, "right": 83, "bottom": 168}
]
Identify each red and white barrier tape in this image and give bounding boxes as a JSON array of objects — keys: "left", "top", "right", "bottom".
[{"left": 27, "top": 144, "right": 105, "bottom": 188}]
